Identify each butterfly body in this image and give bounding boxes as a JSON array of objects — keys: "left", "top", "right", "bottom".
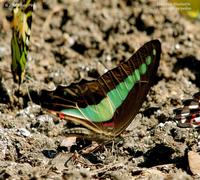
[{"left": 40, "top": 40, "right": 161, "bottom": 140}]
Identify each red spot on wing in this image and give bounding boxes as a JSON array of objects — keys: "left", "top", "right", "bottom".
[
  {"left": 58, "top": 113, "right": 65, "bottom": 119},
  {"left": 102, "top": 121, "right": 115, "bottom": 127}
]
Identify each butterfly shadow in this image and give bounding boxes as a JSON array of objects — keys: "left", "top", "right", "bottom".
[{"left": 173, "top": 55, "right": 200, "bottom": 88}]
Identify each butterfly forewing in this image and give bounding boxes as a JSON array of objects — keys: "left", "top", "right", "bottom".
[
  {"left": 40, "top": 40, "right": 161, "bottom": 138},
  {"left": 103, "top": 40, "right": 161, "bottom": 136}
]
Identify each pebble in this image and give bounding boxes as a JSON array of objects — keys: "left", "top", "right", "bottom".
[
  {"left": 0, "top": 47, "right": 6, "bottom": 57},
  {"left": 17, "top": 128, "right": 31, "bottom": 137},
  {"left": 188, "top": 151, "right": 200, "bottom": 175}
]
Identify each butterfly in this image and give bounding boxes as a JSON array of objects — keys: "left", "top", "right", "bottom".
[
  {"left": 39, "top": 40, "right": 161, "bottom": 141},
  {"left": 174, "top": 92, "right": 200, "bottom": 127},
  {"left": 10, "top": 0, "right": 35, "bottom": 85}
]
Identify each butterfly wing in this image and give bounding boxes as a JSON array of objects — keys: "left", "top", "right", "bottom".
[
  {"left": 174, "top": 92, "right": 200, "bottom": 127},
  {"left": 108, "top": 40, "right": 161, "bottom": 136},
  {"left": 11, "top": 0, "right": 35, "bottom": 84},
  {"left": 40, "top": 40, "right": 161, "bottom": 137}
]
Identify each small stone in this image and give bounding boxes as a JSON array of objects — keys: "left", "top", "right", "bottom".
[
  {"left": 0, "top": 47, "right": 6, "bottom": 57},
  {"left": 60, "top": 137, "right": 77, "bottom": 149},
  {"left": 175, "top": 43, "right": 180, "bottom": 50},
  {"left": 42, "top": 149, "right": 58, "bottom": 159},
  {"left": 17, "top": 128, "right": 31, "bottom": 137},
  {"left": 49, "top": 153, "right": 71, "bottom": 172},
  {"left": 188, "top": 151, "right": 200, "bottom": 175}
]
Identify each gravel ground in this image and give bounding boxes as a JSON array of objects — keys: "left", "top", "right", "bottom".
[{"left": 0, "top": 0, "right": 200, "bottom": 179}]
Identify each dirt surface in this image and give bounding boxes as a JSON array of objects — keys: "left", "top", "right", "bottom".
[{"left": 0, "top": 0, "right": 200, "bottom": 179}]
